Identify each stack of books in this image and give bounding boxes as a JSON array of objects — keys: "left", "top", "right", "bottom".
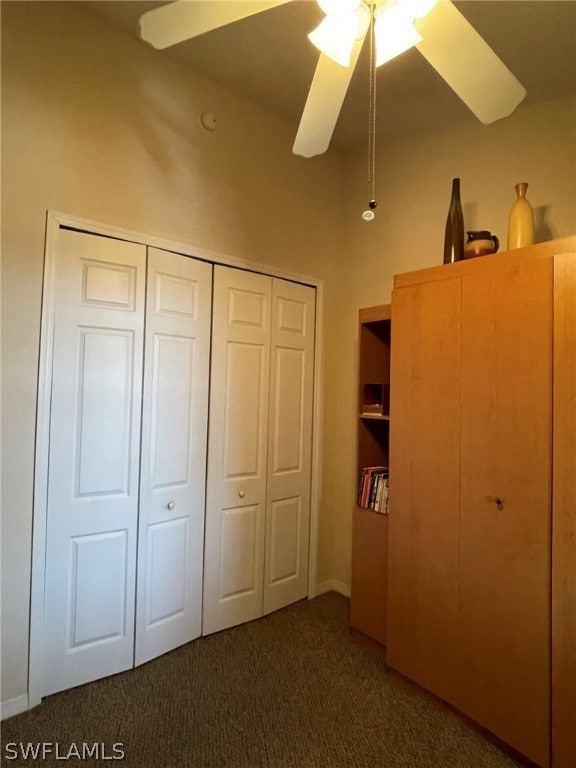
[{"left": 358, "top": 466, "right": 389, "bottom": 514}]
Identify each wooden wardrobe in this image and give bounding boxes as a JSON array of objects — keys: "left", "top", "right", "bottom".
[{"left": 387, "top": 237, "right": 576, "bottom": 768}]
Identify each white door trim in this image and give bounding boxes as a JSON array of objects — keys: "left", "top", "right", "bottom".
[{"left": 30, "top": 210, "right": 324, "bottom": 707}]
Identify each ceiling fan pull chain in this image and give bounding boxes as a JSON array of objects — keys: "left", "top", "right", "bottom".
[{"left": 363, "top": 1, "right": 378, "bottom": 222}]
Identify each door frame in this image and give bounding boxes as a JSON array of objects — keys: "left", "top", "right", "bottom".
[{"left": 29, "top": 210, "right": 325, "bottom": 708}]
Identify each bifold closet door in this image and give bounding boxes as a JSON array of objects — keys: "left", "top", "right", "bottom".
[
  {"left": 203, "top": 268, "right": 316, "bottom": 634},
  {"left": 43, "top": 228, "right": 146, "bottom": 696},
  {"left": 135, "top": 248, "right": 212, "bottom": 665},
  {"left": 263, "top": 279, "right": 315, "bottom": 614},
  {"left": 42, "top": 231, "right": 212, "bottom": 695},
  {"left": 203, "top": 266, "right": 272, "bottom": 635}
]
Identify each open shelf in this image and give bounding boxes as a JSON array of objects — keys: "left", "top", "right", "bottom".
[{"left": 351, "top": 304, "right": 391, "bottom": 648}]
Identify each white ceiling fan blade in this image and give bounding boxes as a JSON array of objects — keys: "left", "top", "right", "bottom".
[
  {"left": 140, "top": 0, "right": 293, "bottom": 50},
  {"left": 293, "top": 38, "right": 364, "bottom": 158},
  {"left": 415, "top": 0, "right": 526, "bottom": 124}
]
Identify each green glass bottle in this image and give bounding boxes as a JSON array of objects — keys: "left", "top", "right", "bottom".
[{"left": 443, "top": 178, "right": 464, "bottom": 264}]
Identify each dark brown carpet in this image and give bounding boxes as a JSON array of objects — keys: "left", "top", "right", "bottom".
[{"left": 2, "top": 592, "right": 522, "bottom": 767}]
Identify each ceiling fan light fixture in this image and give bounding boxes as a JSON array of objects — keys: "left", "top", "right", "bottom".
[
  {"left": 397, "top": 0, "right": 438, "bottom": 20},
  {"left": 308, "top": 11, "right": 364, "bottom": 67},
  {"left": 374, "top": 4, "right": 422, "bottom": 66}
]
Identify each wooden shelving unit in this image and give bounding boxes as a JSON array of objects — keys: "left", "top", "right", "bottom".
[{"left": 350, "top": 304, "right": 391, "bottom": 647}]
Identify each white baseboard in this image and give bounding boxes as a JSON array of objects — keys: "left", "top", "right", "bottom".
[
  {"left": 313, "top": 579, "right": 351, "bottom": 598},
  {"left": 1, "top": 694, "right": 29, "bottom": 720}
]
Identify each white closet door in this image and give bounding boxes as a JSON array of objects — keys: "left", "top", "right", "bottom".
[
  {"left": 203, "top": 266, "right": 272, "bottom": 635},
  {"left": 263, "top": 280, "right": 315, "bottom": 614},
  {"left": 135, "top": 248, "right": 212, "bottom": 665},
  {"left": 43, "top": 228, "right": 145, "bottom": 696}
]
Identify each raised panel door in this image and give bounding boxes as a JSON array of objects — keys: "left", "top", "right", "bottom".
[
  {"left": 263, "top": 279, "right": 315, "bottom": 614},
  {"left": 203, "top": 266, "right": 272, "bottom": 634},
  {"left": 43, "top": 228, "right": 145, "bottom": 695},
  {"left": 135, "top": 248, "right": 212, "bottom": 665}
]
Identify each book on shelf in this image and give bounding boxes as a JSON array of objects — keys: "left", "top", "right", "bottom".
[
  {"left": 358, "top": 466, "right": 389, "bottom": 512},
  {"left": 376, "top": 476, "right": 389, "bottom": 515}
]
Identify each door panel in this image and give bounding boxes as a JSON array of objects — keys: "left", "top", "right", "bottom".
[
  {"left": 81, "top": 260, "right": 137, "bottom": 309},
  {"left": 459, "top": 259, "right": 552, "bottom": 767},
  {"left": 135, "top": 248, "right": 212, "bottom": 665},
  {"left": 269, "top": 497, "right": 301, "bottom": 585},
  {"left": 387, "top": 278, "right": 462, "bottom": 705},
  {"left": 263, "top": 280, "right": 315, "bottom": 614},
  {"left": 219, "top": 504, "right": 259, "bottom": 599},
  {"left": 43, "top": 228, "right": 145, "bottom": 696},
  {"left": 75, "top": 329, "right": 134, "bottom": 496},
  {"left": 149, "top": 334, "right": 195, "bottom": 487},
  {"left": 203, "top": 267, "right": 272, "bottom": 634},
  {"left": 272, "top": 348, "right": 305, "bottom": 472},
  {"left": 145, "top": 518, "right": 188, "bottom": 624},
  {"left": 223, "top": 342, "right": 265, "bottom": 478},
  {"left": 552, "top": 249, "right": 576, "bottom": 768},
  {"left": 70, "top": 531, "right": 128, "bottom": 647}
]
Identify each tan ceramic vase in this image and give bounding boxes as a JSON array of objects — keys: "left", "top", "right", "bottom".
[{"left": 507, "top": 182, "right": 535, "bottom": 250}]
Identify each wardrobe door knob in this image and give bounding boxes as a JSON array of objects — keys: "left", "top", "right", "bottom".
[
  {"left": 495, "top": 497, "right": 504, "bottom": 507},
  {"left": 167, "top": 501, "right": 175, "bottom": 510},
  {"left": 238, "top": 490, "right": 245, "bottom": 499}
]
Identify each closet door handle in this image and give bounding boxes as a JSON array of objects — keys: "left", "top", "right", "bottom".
[
  {"left": 238, "top": 490, "right": 245, "bottom": 499},
  {"left": 167, "top": 501, "right": 175, "bottom": 510},
  {"left": 495, "top": 497, "right": 504, "bottom": 507}
]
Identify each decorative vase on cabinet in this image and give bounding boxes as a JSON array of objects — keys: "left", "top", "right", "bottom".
[
  {"left": 443, "top": 177, "right": 464, "bottom": 264},
  {"left": 507, "top": 182, "right": 535, "bottom": 249},
  {"left": 464, "top": 230, "right": 499, "bottom": 259}
]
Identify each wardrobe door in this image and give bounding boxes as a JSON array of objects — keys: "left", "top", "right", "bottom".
[
  {"left": 552, "top": 250, "right": 576, "bottom": 768},
  {"left": 263, "top": 279, "right": 315, "bottom": 614},
  {"left": 203, "top": 267, "right": 272, "bottom": 635},
  {"left": 458, "top": 258, "right": 552, "bottom": 767},
  {"left": 387, "top": 277, "right": 462, "bottom": 705},
  {"left": 43, "top": 228, "right": 145, "bottom": 696},
  {"left": 135, "top": 249, "right": 212, "bottom": 665}
]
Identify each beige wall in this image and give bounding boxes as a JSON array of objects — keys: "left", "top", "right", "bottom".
[
  {"left": 2, "top": 0, "right": 575, "bottom": 709},
  {"left": 0, "top": 1, "right": 345, "bottom": 703}
]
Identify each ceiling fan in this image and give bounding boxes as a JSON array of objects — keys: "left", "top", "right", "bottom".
[{"left": 139, "top": 0, "right": 526, "bottom": 158}]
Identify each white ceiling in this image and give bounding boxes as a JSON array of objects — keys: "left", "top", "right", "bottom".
[{"left": 87, "top": 1, "right": 576, "bottom": 149}]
